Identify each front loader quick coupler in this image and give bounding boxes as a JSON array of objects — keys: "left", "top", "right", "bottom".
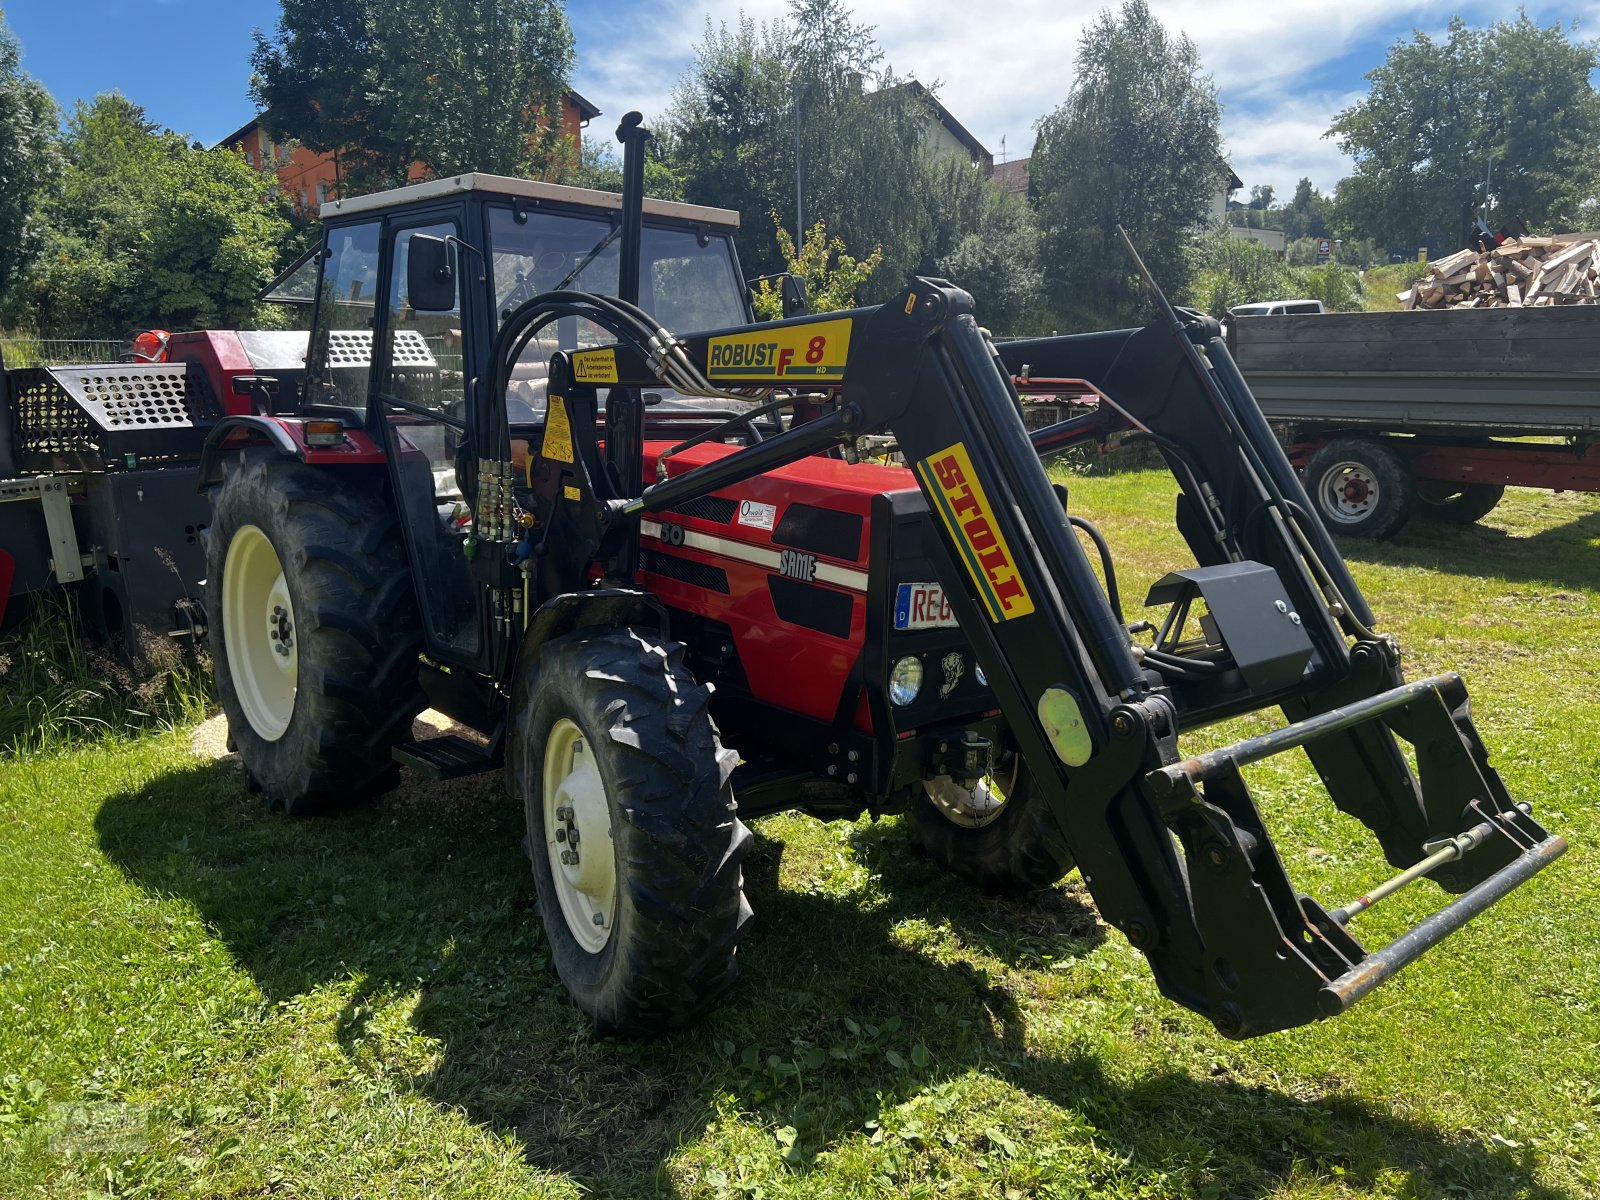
[{"left": 1127, "top": 671, "right": 1564, "bottom": 1038}]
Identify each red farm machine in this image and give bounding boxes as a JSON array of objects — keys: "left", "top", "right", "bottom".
[{"left": 0, "top": 115, "right": 1565, "bottom": 1037}]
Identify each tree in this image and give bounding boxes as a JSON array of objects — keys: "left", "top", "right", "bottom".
[
  {"left": 1030, "top": 0, "right": 1224, "bottom": 325},
  {"left": 556, "top": 130, "right": 684, "bottom": 201},
  {"left": 926, "top": 158, "right": 1047, "bottom": 334},
  {"left": 665, "top": 0, "right": 942, "bottom": 297},
  {"left": 0, "top": 8, "right": 57, "bottom": 319},
  {"left": 19, "top": 95, "right": 288, "bottom": 335},
  {"left": 252, "top": 0, "right": 574, "bottom": 191},
  {"left": 750, "top": 214, "right": 882, "bottom": 319},
  {"left": 1329, "top": 14, "right": 1600, "bottom": 252}
]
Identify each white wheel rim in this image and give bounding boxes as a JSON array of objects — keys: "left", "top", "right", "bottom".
[
  {"left": 924, "top": 756, "right": 1021, "bottom": 829},
  {"left": 1317, "top": 460, "right": 1380, "bottom": 526},
  {"left": 222, "top": 524, "right": 297, "bottom": 741},
  {"left": 543, "top": 718, "right": 616, "bottom": 952}
]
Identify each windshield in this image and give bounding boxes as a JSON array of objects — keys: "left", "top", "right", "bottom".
[{"left": 487, "top": 205, "right": 747, "bottom": 419}]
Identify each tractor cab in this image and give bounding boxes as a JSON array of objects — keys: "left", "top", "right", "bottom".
[{"left": 277, "top": 175, "right": 756, "bottom": 672}]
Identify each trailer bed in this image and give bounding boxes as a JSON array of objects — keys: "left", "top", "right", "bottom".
[{"left": 1229, "top": 307, "right": 1600, "bottom": 437}]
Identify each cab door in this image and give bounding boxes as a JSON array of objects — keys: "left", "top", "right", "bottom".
[{"left": 369, "top": 209, "right": 493, "bottom": 671}]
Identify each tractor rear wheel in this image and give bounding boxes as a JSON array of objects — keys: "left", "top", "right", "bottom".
[
  {"left": 509, "top": 628, "right": 751, "bottom": 1034},
  {"left": 207, "top": 450, "right": 424, "bottom": 813},
  {"left": 907, "top": 754, "right": 1076, "bottom": 894}
]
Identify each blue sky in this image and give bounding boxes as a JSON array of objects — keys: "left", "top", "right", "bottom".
[{"left": 6, "top": 2, "right": 1595, "bottom": 195}]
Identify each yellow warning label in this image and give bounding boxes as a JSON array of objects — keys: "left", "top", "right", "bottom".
[
  {"left": 563, "top": 484, "right": 582, "bottom": 502},
  {"left": 707, "top": 317, "right": 852, "bottom": 381},
  {"left": 916, "top": 442, "right": 1035, "bottom": 623},
  {"left": 542, "top": 394, "right": 574, "bottom": 463},
  {"left": 572, "top": 348, "right": 619, "bottom": 385}
]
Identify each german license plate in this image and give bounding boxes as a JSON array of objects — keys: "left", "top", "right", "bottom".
[{"left": 894, "top": 582, "right": 958, "bottom": 630}]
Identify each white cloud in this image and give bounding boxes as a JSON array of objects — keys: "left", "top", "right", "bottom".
[{"left": 568, "top": 0, "right": 1535, "bottom": 190}]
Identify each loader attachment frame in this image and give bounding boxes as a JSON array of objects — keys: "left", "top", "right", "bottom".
[{"left": 502, "top": 275, "right": 1563, "bottom": 1037}]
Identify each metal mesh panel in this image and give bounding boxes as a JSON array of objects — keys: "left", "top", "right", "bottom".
[
  {"left": 9, "top": 364, "right": 218, "bottom": 471},
  {"left": 326, "top": 328, "right": 435, "bottom": 367}
]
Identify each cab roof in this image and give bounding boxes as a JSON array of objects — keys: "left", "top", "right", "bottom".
[{"left": 320, "top": 172, "right": 740, "bottom": 229}]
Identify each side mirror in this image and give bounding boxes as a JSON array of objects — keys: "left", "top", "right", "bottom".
[
  {"left": 781, "top": 273, "right": 809, "bottom": 318},
  {"left": 407, "top": 233, "right": 456, "bottom": 312}
]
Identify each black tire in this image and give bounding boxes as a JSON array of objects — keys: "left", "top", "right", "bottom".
[
  {"left": 907, "top": 755, "right": 1076, "bottom": 894},
  {"left": 1416, "top": 481, "right": 1505, "bottom": 525},
  {"left": 1303, "top": 437, "right": 1416, "bottom": 539},
  {"left": 509, "top": 628, "right": 751, "bottom": 1035},
  {"left": 206, "top": 449, "right": 424, "bottom": 814}
]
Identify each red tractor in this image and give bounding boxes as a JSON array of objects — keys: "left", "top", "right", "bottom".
[{"left": 192, "top": 115, "right": 1561, "bottom": 1037}]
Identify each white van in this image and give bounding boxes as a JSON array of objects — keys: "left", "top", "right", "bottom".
[{"left": 1228, "top": 299, "right": 1326, "bottom": 318}]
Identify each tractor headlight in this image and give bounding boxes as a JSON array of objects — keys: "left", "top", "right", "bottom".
[
  {"left": 889, "top": 656, "right": 923, "bottom": 706},
  {"left": 975, "top": 662, "right": 988, "bottom": 687}
]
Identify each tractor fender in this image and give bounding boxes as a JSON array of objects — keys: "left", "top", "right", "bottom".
[
  {"left": 197, "top": 415, "right": 385, "bottom": 490},
  {"left": 517, "top": 589, "right": 670, "bottom": 671}
]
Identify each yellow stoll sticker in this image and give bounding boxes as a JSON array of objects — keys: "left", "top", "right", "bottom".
[
  {"left": 916, "top": 442, "right": 1035, "bottom": 622},
  {"left": 572, "top": 348, "right": 619, "bottom": 385},
  {"left": 707, "top": 317, "right": 852, "bottom": 381},
  {"left": 542, "top": 394, "right": 574, "bottom": 464}
]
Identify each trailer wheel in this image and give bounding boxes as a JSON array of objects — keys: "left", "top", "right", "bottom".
[
  {"left": 509, "top": 628, "right": 751, "bottom": 1035},
  {"left": 1304, "top": 438, "right": 1415, "bottom": 539},
  {"left": 1417, "top": 482, "right": 1505, "bottom": 525},
  {"left": 907, "top": 755, "right": 1076, "bottom": 894},
  {"left": 207, "top": 450, "right": 424, "bottom": 813}
]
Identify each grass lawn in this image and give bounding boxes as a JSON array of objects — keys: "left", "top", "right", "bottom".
[{"left": 3, "top": 471, "right": 1599, "bottom": 1198}]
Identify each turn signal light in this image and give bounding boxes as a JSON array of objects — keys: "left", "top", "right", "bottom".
[{"left": 303, "top": 420, "right": 345, "bottom": 447}]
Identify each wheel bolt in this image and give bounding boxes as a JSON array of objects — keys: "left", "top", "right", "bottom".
[
  {"left": 567, "top": 829, "right": 579, "bottom": 845},
  {"left": 556, "top": 806, "right": 574, "bottom": 821},
  {"left": 556, "top": 829, "right": 566, "bottom": 842},
  {"left": 592, "top": 912, "right": 605, "bottom": 926},
  {"left": 561, "top": 850, "right": 579, "bottom": 866},
  {"left": 275, "top": 643, "right": 290, "bottom": 657}
]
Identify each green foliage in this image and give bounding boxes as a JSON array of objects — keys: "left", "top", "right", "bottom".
[
  {"left": 665, "top": 0, "right": 949, "bottom": 299},
  {"left": 1031, "top": 0, "right": 1223, "bottom": 326},
  {"left": 1183, "top": 231, "right": 1365, "bottom": 317},
  {"left": 1330, "top": 14, "right": 1600, "bottom": 253},
  {"left": 553, "top": 131, "right": 685, "bottom": 201},
  {"left": 0, "top": 595, "right": 209, "bottom": 756},
  {"left": 751, "top": 214, "right": 881, "bottom": 319},
  {"left": 14, "top": 95, "right": 289, "bottom": 336},
  {"left": 5, "top": 479, "right": 1600, "bottom": 1197},
  {"left": 0, "top": 9, "right": 57, "bottom": 322},
  {"left": 921, "top": 157, "right": 1047, "bottom": 335},
  {"left": 1361, "top": 260, "right": 1433, "bottom": 312},
  {"left": 252, "top": 0, "right": 574, "bottom": 192}
]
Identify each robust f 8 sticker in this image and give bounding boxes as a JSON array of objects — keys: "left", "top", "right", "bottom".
[
  {"left": 707, "top": 317, "right": 852, "bottom": 381},
  {"left": 916, "top": 443, "right": 1035, "bottom": 623}
]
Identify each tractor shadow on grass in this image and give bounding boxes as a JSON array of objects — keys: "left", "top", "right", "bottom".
[{"left": 97, "top": 759, "right": 1566, "bottom": 1200}]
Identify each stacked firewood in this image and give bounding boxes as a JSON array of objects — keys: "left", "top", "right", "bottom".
[{"left": 1399, "top": 237, "right": 1600, "bottom": 309}]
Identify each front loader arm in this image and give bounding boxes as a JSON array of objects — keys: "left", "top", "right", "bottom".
[{"left": 520, "top": 278, "right": 1563, "bottom": 1038}]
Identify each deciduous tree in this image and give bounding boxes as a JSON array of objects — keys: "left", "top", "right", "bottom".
[
  {"left": 21, "top": 95, "right": 287, "bottom": 335},
  {"left": 0, "top": 8, "right": 57, "bottom": 319},
  {"left": 665, "top": 0, "right": 943, "bottom": 297},
  {"left": 252, "top": 0, "right": 574, "bottom": 191},
  {"left": 1030, "top": 0, "right": 1224, "bottom": 325},
  {"left": 1329, "top": 14, "right": 1600, "bottom": 252}
]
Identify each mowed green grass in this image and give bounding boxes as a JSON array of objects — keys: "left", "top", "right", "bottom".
[{"left": 3, "top": 472, "right": 1599, "bottom": 1198}]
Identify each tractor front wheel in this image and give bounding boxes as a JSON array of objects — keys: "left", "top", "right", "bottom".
[
  {"left": 207, "top": 450, "right": 424, "bottom": 813},
  {"left": 907, "top": 755, "right": 1076, "bottom": 894},
  {"left": 510, "top": 629, "right": 751, "bottom": 1034}
]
